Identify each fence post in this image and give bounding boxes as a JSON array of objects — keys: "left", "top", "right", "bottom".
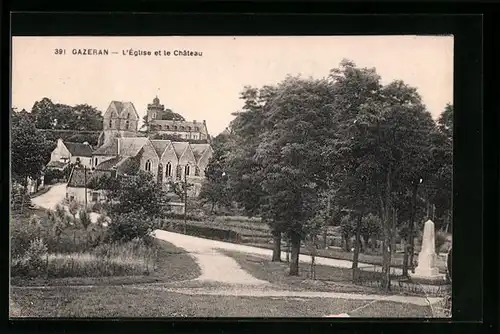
[{"left": 45, "top": 253, "right": 49, "bottom": 279}]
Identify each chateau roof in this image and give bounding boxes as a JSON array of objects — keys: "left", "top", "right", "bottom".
[{"left": 64, "top": 141, "right": 93, "bottom": 157}]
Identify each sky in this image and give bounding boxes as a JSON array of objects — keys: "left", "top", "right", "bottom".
[{"left": 12, "top": 36, "right": 453, "bottom": 136}]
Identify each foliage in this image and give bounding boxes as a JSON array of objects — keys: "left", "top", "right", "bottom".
[
  {"left": 44, "top": 168, "right": 65, "bottom": 185},
  {"left": 79, "top": 209, "right": 92, "bottom": 230},
  {"left": 198, "top": 134, "right": 232, "bottom": 213},
  {"left": 108, "top": 171, "right": 169, "bottom": 217},
  {"left": 11, "top": 112, "right": 52, "bottom": 188},
  {"left": 108, "top": 210, "right": 155, "bottom": 243},
  {"left": 68, "top": 200, "right": 80, "bottom": 219},
  {"left": 11, "top": 183, "right": 32, "bottom": 212},
  {"left": 24, "top": 238, "right": 48, "bottom": 277}
]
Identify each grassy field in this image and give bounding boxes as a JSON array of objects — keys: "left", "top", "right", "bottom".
[
  {"left": 10, "top": 285, "right": 432, "bottom": 317},
  {"left": 220, "top": 250, "right": 397, "bottom": 294},
  {"left": 246, "top": 242, "right": 448, "bottom": 274},
  {"left": 11, "top": 239, "right": 200, "bottom": 287}
]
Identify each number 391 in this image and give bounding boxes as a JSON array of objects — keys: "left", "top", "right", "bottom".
[{"left": 55, "top": 49, "right": 65, "bottom": 55}]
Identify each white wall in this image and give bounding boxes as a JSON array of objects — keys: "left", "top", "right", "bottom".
[{"left": 70, "top": 156, "right": 93, "bottom": 168}]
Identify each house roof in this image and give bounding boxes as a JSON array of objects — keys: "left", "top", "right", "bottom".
[
  {"left": 171, "top": 142, "right": 189, "bottom": 159},
  {"left": 190, "top": 143, "right": 211, "bottom": 161},
  {"left": 150, "top": 140, "right": 171, "bottom": 157},
  {"left": 67, "top": 168, "right": 114, "bottom": 188},
  {"left": 64, "top": 141, "right": 93, "bottom": 157}
]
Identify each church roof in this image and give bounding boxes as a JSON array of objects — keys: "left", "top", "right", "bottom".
[
  {"left": 107, "top": 101, "right": 139, "bottom": 119},
  {"left": 64, "top": 141, "right": 93, "bottom": 157},
  {"left": 171, "top": 142, "right": 189, "bottom": 159},
  {"left": 150, "top": 140, "right": 171, "bottom": 157},
  {"left": 190, "top": 143, "right": 211, "bottom": 161},
  {"left": 119, "top": 137, "right": 149, "bottom": 157},
  {"left": 93, "top": 139, "right": 118, "bottom": 156}
]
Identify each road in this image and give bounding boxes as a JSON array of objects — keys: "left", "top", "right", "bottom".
[
  {"left": 153, "top": 229, "right": 403, "bottom": 275},
  {"left": 31, "top": 183, "right": 101, "bottom": 223}
]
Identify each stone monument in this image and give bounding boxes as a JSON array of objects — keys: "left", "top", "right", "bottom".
[{"left": 411, "top": 220, "right": 446, "bottom": 281}]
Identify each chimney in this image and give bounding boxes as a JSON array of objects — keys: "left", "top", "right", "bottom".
[{"left": 203, "top": 120, "right": 206, "bottom": 124}]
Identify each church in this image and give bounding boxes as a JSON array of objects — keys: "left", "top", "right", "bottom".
[{"left": 65, "top": 97, "right": 213, "bottom": 204}]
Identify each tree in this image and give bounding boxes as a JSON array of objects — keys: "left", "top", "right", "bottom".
[
  {"left": 199, "top": 134, "right": 231, "bottom": 213},
  {"left": 255, "top": 76, "right": 337, "bottom": 275},
  {"left": 108, "top": 171, "right": 169, "bottom": 217},
  {"left": 11, "top": 114, "right": 52, "bottom": 195},
  {"left": 327, "top": 60, "right": 436, "bottom": 290}
]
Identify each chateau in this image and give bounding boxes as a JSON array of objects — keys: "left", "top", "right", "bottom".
[{"left": 52, "top": 97, "right": 213, "bottom": 204}]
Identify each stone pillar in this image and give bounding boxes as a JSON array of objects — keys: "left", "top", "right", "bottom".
[{"left": 411, "top": 220, "right": 445, "bottom": 280}]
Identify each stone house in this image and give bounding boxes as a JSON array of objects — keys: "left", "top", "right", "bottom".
[
  {"left": 47, "top": 138, "right": 94, "bottom": 169},
  {"left": 66, "top": 167, "right": 114, "bottom": 204}
]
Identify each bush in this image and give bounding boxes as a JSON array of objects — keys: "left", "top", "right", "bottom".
[
  {"left": 11, "top": 216, "right": 40, "bottom": 259},
  {"left": 90, "top": 201, "right": 104, "bottom": 214},
  {"left": 44, "top": 168, "right": 64, "bottom": 185},
  {"left": 108, "top": 210, "right": 154, "bottom": 243},
  {"left": 166, "top": 220, "right": 242, "bottom": 243},
  {"left": 11, "top": 184, "right": 31, "bottom": 212},
  {"left": 79, "top": 209, "right": 92, "bottom": 230},
  {"left": 20, "top": 238, "right": 48, "bottom": 277}
]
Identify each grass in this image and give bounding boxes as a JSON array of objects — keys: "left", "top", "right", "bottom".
[
  {"left": 219, "top": 249, "right": 390, "bottom": 294},
  {"left": 246, "top": 242, "right": 448, "bottom": 274},
  {"left": 11, "top": 239, "right": 201, "bottom": 286},
  {"left": 10, "top": 285, "right": 432, "bottom": 318}
]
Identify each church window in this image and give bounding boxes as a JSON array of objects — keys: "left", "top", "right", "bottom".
[
  {"left": 185, "top": 164, "right": 190, "bottom": 176},
  {"left": 195, "top": 166, "right": 200, "bottom": 176},
  {"left": 95, "top": 157, "right": 98, "bottom": 166},
  {"left": 109, "top": 119, "right": 112, "bottom": 128},
  {"left": 166, "top": 125, "right": 170, "bottom": 130},
  {"left": 166, "top": 162, "right": 172, "bottom": 176},
  {"left": 125, "top": 120, "right": 129, "bottom": 129},
  {"left": 145, "top": 160, "right": 152, "bottom": 172}
]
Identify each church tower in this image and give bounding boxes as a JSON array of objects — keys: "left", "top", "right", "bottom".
[{"left": 98, "top": 101, "right": 140, "bottom": 147}]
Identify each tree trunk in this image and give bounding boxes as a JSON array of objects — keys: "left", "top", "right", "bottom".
[
  {"left": 343, "top": 235, "right": 350, "bottom": 252},
  {"left": 391, "top": 207, "right": 397, "bottom": 254},
  {"left": 322, "top": 226, "right": 328, "bottom": 249},
  {"left": 352, "top": 214, "right": 362, "bottom": 282},
  {"left": 289, "top": 230, "right": 301, "bottom": 276},
  {"left": 404, "top": 182, "right": 418, "bottom": 277},
  {"left": 271, "top": 230, "right": 282, "bottom": 262},
  {"left": 381, "top": 168, "right": 393, "bottom": 291}
]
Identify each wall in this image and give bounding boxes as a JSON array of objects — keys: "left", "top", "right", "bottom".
[
  {"left": 70, "top": 156, "right": 93, "bottom": 168},
  {"left": 66, "top": 186, "right": 104, "bottom": 204},
  {"left": 50, "top": 139, "right": 71, "bottom": 163},
  {"left": 92, "top": 155, "right": 116, "bottom": 168},
  {"left": 139, "top": 141, "right": 160, "bottom": 177}
]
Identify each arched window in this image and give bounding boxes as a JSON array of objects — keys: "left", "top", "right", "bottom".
[
  {"left": 94, "top": 157, "right": 98, "bottom": 166},
  {"left": 166, "top": 125, "right": 170, "bottom": 130},
  {"left": 145, "top": 160, "right": 152, "bottom": 172},
  {"left": 195, "top": 166, "right": 200, "bottom": 176},
  {"left": 125, "top": 120, "right": 129, "bottom": 129},
  {"left": 185, "top": 164, "right": 190, "bottom": 176},
  {"left": 127, "top": 113, "right": 130, "bottom": 119},
  {"left": 109, "top": 119, "right": 112, "bottom": 128},
  {"left": 174, "top": 126, "right": 178, "bottom": 130},
  {"left": 187, "top": 126, "right": 192, "bottom": 131},
  {"left": 166, "top": 162, "right": 172, "bottom": 177}
]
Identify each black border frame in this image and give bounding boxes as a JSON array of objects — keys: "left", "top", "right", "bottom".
[{"left": 3, "top": 9, "right": 489, "bottom": 334}]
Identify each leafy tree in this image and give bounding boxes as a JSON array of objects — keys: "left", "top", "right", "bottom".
[
  {"left": 199, "top": 134, "right": 232, "bottom": 213},
  {"left": 108, "top": 171, "right": 169, "bottom": 217},
  {"left": 11, "top": 113, "right": 52, "bottom": 195},
  {"left": 108, "top": 209, "right": 154, "bottom": 242},
  {"left": 255, "top": 76, "right": 337, "bottom": 275}
]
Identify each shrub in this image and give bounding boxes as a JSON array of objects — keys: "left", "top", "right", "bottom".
[
  {"left": 79, "top": 209, "right": 92, "bottom": 230},
  {"left": 11, "top": 217, "right": 39, "bottom": 258},
  {"left": 55, "top": 204, "right": 67, "bottom": 221},
  {"left": 44, "top": 168, "right": 64, "bottom": 184},
  {"left": 91, "top": 201, "right": 104, "bottom": 214},
  {"left": 108, "top": 210, "right": 154, "bottom": 243},
  {"left": 25, "top": 238, "right": 48, "bottom": 277},
  {"left": 68, "top": 200, "right": 80, "bottom": 219},
  {"left": 11, "top": 184, "right": 31, "bottom": 212}
]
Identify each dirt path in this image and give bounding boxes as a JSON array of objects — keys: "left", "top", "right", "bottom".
[
  {"left": 153, "top": 230, "right": 402, "bottom": 275},
  {"left": 31, "top": 183, "right": 101, "bottom": 223}
]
